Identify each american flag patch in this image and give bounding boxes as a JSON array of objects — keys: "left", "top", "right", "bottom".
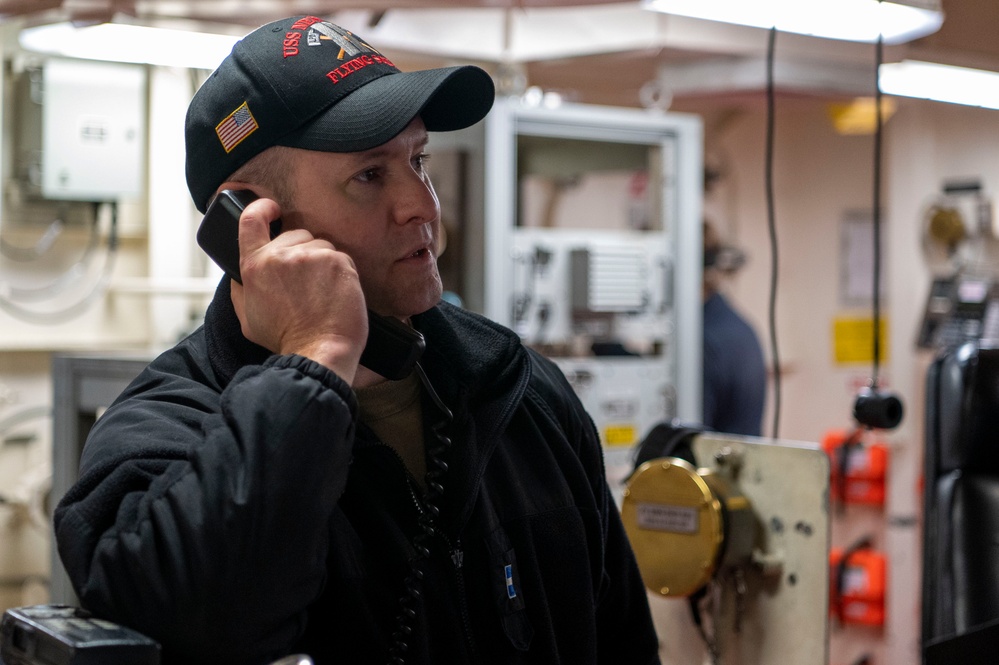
[{"left": 215, "top": 101, "right": 258, "bottom": 153}]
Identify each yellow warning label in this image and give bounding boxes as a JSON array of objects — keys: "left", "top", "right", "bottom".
[
  {"left": 604, "top": 425, "right": 637, "bottom": 447},
  {"left": 833, "top": 317, "right": 889, "bottom": 364}
]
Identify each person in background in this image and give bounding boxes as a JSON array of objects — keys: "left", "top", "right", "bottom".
[
  {"left": 52, "top": 15, "right": 660, "bottom": 665},
  {"left": 702, "top": 221, "right": 767, "bottom": 436}
]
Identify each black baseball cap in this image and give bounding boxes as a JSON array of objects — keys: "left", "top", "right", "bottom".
[{"left": 185, "top": 15, "right": 495, "bottom": 212}]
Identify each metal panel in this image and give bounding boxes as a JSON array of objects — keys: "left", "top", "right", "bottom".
[
  {"left": 483, "top": 99, "right": 703, "bottom": 435},
  {"left": 50, "top": 355, "right": 150, "bottom": 604},
  {"left": 689, "top": 433, "right": 831, "bottom": 665}
]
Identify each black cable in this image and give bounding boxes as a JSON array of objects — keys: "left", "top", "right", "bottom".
[
  {"left": 765, "top": 26, "right": 782, "bottom": 439},
  {"left": 848, "top": 24, "right": 903, "bottom": 432},
  {"left": 386, "top": 363, "right": 453, "bottom": 665},
  {"left": 688, "top": 585, "right": 720, "bottom": 664},
  {"left": 872, "top": 33, "right": 884, "bottom": 386}
]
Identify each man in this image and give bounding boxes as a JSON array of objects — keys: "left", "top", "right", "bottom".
[
  {"left": 701, "top": 222, "right": 767, "bottom": 436},
  {"left": 53, "top": 16, "right": 660, "bottom": 665}
]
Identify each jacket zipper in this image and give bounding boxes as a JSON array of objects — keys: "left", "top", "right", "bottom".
[{"left": 437, "top": 532, "right": 479, "bottom": 662}]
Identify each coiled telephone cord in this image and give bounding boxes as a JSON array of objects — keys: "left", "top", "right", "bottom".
[{"left": 386, "top": 363, "right": 454, "bottom": 665}]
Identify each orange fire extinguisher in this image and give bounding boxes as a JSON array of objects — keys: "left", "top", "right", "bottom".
[
  {"left": 822, "top": 428, "right": 889, "bottom": 508},
  {"left": 829, "top": 536, "right": 886, "bottom": 627}
]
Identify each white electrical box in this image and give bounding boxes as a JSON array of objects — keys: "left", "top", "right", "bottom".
[{"left": 41, "top": 58, "right": 146, "bottom": 201}]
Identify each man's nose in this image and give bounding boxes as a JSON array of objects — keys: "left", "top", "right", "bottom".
[{"left": 395, "top": 173, "right": 439, "bottom": 226}]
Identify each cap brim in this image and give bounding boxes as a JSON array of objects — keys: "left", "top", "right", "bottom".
[{"left": 278, "top": 65, "right": 495, "bottom": 153}]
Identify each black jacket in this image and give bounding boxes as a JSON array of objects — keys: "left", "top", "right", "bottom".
[{"left": 54, "top": 281, "right": 660, "bottom": 664}]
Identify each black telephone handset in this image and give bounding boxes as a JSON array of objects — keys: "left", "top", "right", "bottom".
[{"left": 197, "top": 189, "right": 425, "bottom": 381}]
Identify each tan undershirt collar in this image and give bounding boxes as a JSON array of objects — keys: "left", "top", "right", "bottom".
[{"left": 355, "top": 372, "right": 426, "bottom": 485}]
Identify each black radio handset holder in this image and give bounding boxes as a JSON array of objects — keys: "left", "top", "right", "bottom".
[{"left": 197, "top": 189, "right": 425, "bottom": 381}]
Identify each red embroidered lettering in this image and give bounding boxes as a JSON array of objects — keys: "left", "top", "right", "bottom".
[
  {"left": 328, "top": 57, "right": 356, "bottom": 82},
  {"left": 290, "top": 16, "right": 324, "bottom": 31},
  {"left": 283, "top": 32, "right": 302, "bottom": 58},
  {"left": 323, "top": 55, "right": 389, "bottom": 84}
]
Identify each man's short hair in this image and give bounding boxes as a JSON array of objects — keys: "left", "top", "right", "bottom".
[{"left": 226, "top": 147, "right": 297, "bottom": 208}]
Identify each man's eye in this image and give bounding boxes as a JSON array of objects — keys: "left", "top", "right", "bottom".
[
  {"left": 357, "top": 168, "right": 379, "bottom": 182},
  {"left": 414, "top": 153, "right": 431, "bottom": 170}
]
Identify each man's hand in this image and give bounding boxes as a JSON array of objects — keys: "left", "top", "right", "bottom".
[{"left": 229, "top": 197, "right": 368, "bottom": 384}]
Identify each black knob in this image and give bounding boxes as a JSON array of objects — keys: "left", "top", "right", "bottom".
[{"left": 853, "top": 388, "right": 904, "bottom": 430}]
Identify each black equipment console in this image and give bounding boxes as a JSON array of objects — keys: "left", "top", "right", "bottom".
[{"left": 1, "top": 605, "right": 160, "bottom": 665}]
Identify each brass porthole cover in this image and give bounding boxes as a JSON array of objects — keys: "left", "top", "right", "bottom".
[{"left": 621, "top": 457, "right": 725, "bottom": 597}]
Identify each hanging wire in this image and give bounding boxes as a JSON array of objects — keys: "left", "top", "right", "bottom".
[
  {"left": 848, "top": 7, "right": 903, "bottom": 432},
  {"left": 765, "top": 27, "right": 782, "bottom": 439},
  {"left": 872, "top": 33, "right": 885, "bottom": 387}
]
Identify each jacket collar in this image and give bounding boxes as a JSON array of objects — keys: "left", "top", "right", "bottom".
[
  {"left": 203, "top": 279, "right": 534, "bottom": 532},
  {"left": 412, "top": 302, "right": 526, "bottom": 406},
  {"left": 204, "top": 278, "right": 271, "bottom": 386},
  {"left": 203, "top": 277, "right": 528, "bottom": 405}
]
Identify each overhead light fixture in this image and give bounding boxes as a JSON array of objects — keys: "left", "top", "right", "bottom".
[
  {"left": 827, "top": 98, "right": 898, "bottom": 135},
  {"left": 879, "top": 60, "right": 999, "bottom": 109},
  {"left": 641, "top": 0, "right": 943, "bottom": 44},
  {"left": 18, "top": 22, "right": 242, "bottom": 70}
]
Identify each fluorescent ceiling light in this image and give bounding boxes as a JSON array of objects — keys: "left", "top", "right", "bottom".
[
  {"left": 19, "top": 22, "right": 242, "bottom": 70},
  {"left": 879, "top": 60, "right": 999, "bottom": 110},
  {"left": 827, "top": 98, "right": 897, "bottom": 135},
  {"left": 335, "top": 5, "right": 668, "bottom": 62},
  {"left": 642, "top": 0, "right": 943, "bottom": 44}
]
